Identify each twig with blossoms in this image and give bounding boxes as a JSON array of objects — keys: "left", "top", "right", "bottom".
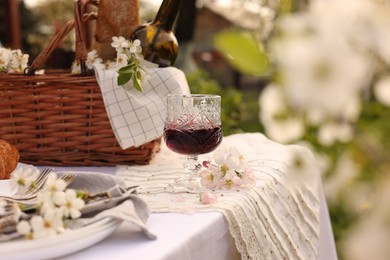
[
  {"left": 15, "top": 172, "right": 85, "bottom": 240},
  {"left": 2, "top": 171, "right": 86, "bottom": 240},
  {"left": 111, "top": 36, "right": 147, "bottom": 92},
  {"left": 200, "top": 147, "right": 256, "bottom": 190},
  {"left": 71, "top": 36, "right": 148, "bottom": 92}
]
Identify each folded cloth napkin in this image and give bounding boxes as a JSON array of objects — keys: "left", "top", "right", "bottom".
[
  {"left": 0, "top": 172, "right": 156, "bottom": 241},
  {"left": 94, "top": 66, "right": 190, "bottom": 149},
  {"left": 62, "top": 171, "right": 156, "bottom": 239}
]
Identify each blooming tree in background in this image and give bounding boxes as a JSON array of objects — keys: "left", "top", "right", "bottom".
[
  {"left": 258, "top": 0, "right": 390, "bottom": 259},
  {"left": 215, "top": 0, "right": 390, "bottom": 259}
]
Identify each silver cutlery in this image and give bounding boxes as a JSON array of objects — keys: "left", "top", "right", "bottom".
[
  {"left": 60, "top": 172, "right": 77, "bottom": 188},
  {"left": 23, "top": 168, "right": 53, "bottom": 196},
  {"left": 0, "top": 171, "right": 77, "bottom": 204},
  {"left": 0, "top": 168, "right": 53, "bottom": 202}
]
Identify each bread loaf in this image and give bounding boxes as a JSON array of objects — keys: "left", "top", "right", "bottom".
[
  {"left": 0, "top": 140, "right": 20, "bottom": 180},
  {"left": 93, "top": 0, "right": 140, "bottom": 60}
]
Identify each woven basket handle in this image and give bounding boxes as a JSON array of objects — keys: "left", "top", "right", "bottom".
[{"left": 25, "top": 0, "right": 97, "bottom": 76}]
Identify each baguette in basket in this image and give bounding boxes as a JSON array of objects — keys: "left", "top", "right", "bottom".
[
  {"left": 0, "top": 140, "right": 19, "bottom": 180},
  {"left": 93, "top": 0, "right": 140, "bottom": 60}
]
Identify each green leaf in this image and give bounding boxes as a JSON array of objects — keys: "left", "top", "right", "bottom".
[
  {"left": 214, "top": 30, "right": 269, "bottom": 77},
  {"left": 133, "top": 76, "right": 143, "bottom": 92},
  {"left": 118, "top": 64, "right": 134, "bottom": 74},
  {"left": 117, "top": 73, "right": 132, "bottom": 86},
  {"left": 136, "top": 69, "right": 142, "bottom": 79},
  {"left": 116, "top": 60, "right": 144, "bottom": 92}
]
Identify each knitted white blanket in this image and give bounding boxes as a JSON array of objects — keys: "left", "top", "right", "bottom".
[{"left": 116, "top": 133, "right": 320, "bottom": 260}]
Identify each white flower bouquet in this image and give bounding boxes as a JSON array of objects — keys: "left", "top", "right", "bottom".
[{"left": 0, "top": 48, "right": 29, "bottom": 74}]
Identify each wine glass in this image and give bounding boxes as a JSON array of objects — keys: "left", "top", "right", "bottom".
[{"left": 163, "top": 94, "right": 223, "bottom": 189}]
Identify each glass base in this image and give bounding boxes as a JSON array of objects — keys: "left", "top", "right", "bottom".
[
  {"left": 169, "top": 155, "right": 202, "bottom": 190},
  {"left": 169, "top": 176, "right": 202, "bottom": 190}
]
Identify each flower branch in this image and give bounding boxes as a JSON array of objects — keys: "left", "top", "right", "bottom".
[
  {"left": 199, "top": 147, "right": 255, "bottom": 190},
  {"left": 71, "top": 36, "right": 148, "bottom": 92}
]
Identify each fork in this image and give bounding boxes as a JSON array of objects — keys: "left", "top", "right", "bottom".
[
  {"left": 23, "top": 168, "right": 53, "bottom": 196},
  {"left": 59, "top": 172, "right": 77, "bottom": 187},
  {"left": 0, "top": 172, "right": 77, "bottom": 206},
  {"left": 0, "top": 168, "right": 53, "bottom": 201}
]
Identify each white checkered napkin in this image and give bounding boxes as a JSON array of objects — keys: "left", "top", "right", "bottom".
[{"left": 94, "top": 67, "right": 190, "bottom": 149}]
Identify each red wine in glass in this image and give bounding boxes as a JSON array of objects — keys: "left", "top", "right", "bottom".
[{"left": 163, "top": 126, "right": 223, "bottom": 155}]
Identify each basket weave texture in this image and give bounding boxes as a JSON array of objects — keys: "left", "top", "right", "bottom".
[{"left": 0, "top": 72, "right": 161, "bottom": 166}]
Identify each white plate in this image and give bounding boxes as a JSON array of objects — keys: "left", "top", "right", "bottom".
[
  {"left": 0, "top": 180, "right": 122, "bottom": 260},
  {"left": 0, "top": 179, "right": 12, "bottom": 196}
]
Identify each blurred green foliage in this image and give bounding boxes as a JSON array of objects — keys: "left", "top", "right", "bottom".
[
  {"left": 214, "top": 30, "right": 269, "bottom": 77},
  {"left": 186, "top": 69, "right": 243, "bottom": 136}
]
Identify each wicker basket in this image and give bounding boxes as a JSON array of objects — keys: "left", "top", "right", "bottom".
[{"left": 0, "top": 1, "right": 161, "bottom": 166}]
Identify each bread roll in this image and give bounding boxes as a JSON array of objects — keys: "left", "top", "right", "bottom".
[
  {"left": 0, "top": 140, "right": 20, "bottom": 180},
  {"left": 93, "top": 0, "right": 140, "bottom": 60}
]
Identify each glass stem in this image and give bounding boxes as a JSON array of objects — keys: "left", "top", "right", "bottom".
[{"left": 183, "top": 155, "right": 201, "bottom": 178}]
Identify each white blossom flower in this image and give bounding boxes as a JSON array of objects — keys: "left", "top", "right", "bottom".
[
  {"left": 106, "top": 61, "right": 117, "bottom": 69},
  {"left": 310, "top": 0, "right": 390, "bottom": 66},
  {"left": 273, "top": 35, "right": 371, "bottom": 122},
  {"left": 71, "top": 50, "right": 104, "bottom": 72},
  {"left": 37, "top": 173, "right": 67, "bottom": 213},
  {"left": 129, "top": 39, "right": 142, "bottom": 54},
  {"left": 37, "top": 190, "right": 56, "bottom": 213},
  {"left": 71, "top": 61, "right": 81, "bottom": 74},
  {"left": 116, "top": 53, "right": 128, "bottom": 69},
  {"left": 129, "top": 39, "right": 144, "bottom": 60},
  {"left": 0, "top": 47, "right": 12, "bottom": 70},
  {"left": 56, "top": 189, "right": 85, "bottom": 219},
  {"left": 10, "top": 50, "right": 28, "bottom": 73},
  {"left": 323, "top": 151, "right": 359, "bottom": 203},
  {"left": 111, "top": 36, "right": 129, "bottom": 49},
  {"left": 214, "top": 147, "right": 244, "bottom": 170},
  {"left": 317, "top": 121, "right": 354, "bottom": 147},
  {"left": 86, "top": 49, "right": 102, "bottom": 70},
  {"left": 200, "top": 164, "right": 219, "bottom": 189},
  {"left": 276, "top": 13, "right": 308, "bottom": 36},
  {"left": 218, "top": 170, "right": 242, "bottom": 190},
  {"left": 44, "top": 173, "right": 67, "bottom": 193},
  {"left": 285, "top": 146, "right": 318, "bottom": 186},
  {"left": 9, "top": 167, "right": 40, "bottom": 195},
  {"left": 295, "top": 141, "right": 331, "bottom": 177},
  {"left": 374, "top": 76, "right": 390, "bottom": 107},
  {"left": 16, "top": 220, "right": 33, "bottom": 239},
  {"left": 371, "top": 11, "right": 390, "bottom": 66},
  {"left": 30, "top": 209, "right": 65, "bottom": 239},
  {"left": 259, "top": 84, "right": 304, "bottom": 143}
]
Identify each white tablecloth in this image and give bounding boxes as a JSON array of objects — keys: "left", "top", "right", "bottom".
[{"left": 41, "top": 133, "right": 337, "bottom": 259}]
